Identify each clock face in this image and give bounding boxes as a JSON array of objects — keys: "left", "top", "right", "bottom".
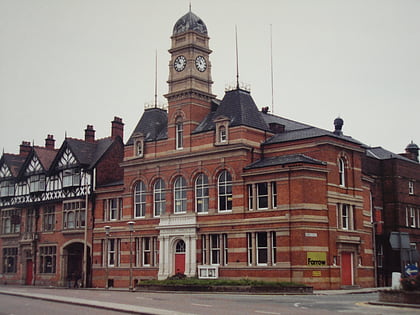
[
  {"left": 174, "top": 55, "right": 187, "bottom": 72},
  {"left": 195, "top": 56, "right": 207, "bottom": 72}
]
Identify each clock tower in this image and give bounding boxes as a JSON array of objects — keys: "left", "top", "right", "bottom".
[{"left": 165, "top": 9, "right": 215, "bottom": 149}]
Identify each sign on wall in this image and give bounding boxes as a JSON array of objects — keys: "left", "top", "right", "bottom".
[{"left": 307, "top": 252, "right": 327, "bottom": 266}]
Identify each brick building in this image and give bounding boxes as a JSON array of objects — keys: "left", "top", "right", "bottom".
[
  {"left": 91, "top": 10, "right": 376, "bottom": 290},
  {"left": 363, "top": 143, "right": 420, "bottom": 286},
  {"left": 0, "top": 118, "right": 124, "bottom": 286}
]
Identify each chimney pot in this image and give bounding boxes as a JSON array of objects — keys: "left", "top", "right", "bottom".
[
  {"left": 85, "top": 125, "right": 96, "bottom": 143},
  {"left": 19, "top": 141, "right": 32, "bottom": 157},
  {"left": 45, "top": 134, "right": 55, "bottom": 149},
  {"left": 111, "top": 116, "right": 124, "bottom": 140}
]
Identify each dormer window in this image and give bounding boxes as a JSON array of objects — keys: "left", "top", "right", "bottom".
[
  {"left": 136, "top": 139, "right": 144, "bottom": 157},
  {"left": 63, "top": 168, "right": 80, "bottom": 188},
  {"left": 29, "top": 174, "right": 45, "bottom": 193},
  {"left": 219, "top": 126, "right": 227, "bottom": 143},
  {"left": 132, "top": 132, "right": 145, "bottom": 158},
  {"left": 176, "top": 117, "right": 183, "bottom": 150},
  {"left": 214, "top": 116, "right": 229, "bottom": 145}
]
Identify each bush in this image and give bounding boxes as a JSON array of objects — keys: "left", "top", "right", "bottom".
[
  {"left": 401, "top": 274, "right": 420, "bottom": 291},
  {"left": 140, "top": 276, "right": 306, "bottom": 287}
]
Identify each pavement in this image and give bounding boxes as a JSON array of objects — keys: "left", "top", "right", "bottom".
[{"left": 0, "top": 285, "right": 418, "bottom": 314}]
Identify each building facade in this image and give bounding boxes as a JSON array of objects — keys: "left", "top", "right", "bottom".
[
  {"left": 0, "top": 118, "right": 124, "bottom": 286},
  {"left": 363, "top": 143, "right": 420, "bottom": 286},
  {"left": 2, "top": 10, "right": 418, "bottom": 291},
  {"left": 91, "top": 10, "right": 376, "bottom": 290}
]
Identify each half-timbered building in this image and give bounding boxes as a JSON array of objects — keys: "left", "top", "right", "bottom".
[{"left": 0, "top": 118, "right": 124, "bottom": 286}]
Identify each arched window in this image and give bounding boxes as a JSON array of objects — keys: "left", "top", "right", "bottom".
[
  {"left": 153, "top": 179, "right": 166, "bottom": 217},
  {"left": 218, "top": 170, "right": 232, "bottom": 212},
  {"left": 176, "top": 240, "right": 186, "bottom": 253},
  {"left": 195, "top": 173, "right": 209, "bottom": 213},
  {"left": 339, "top": 158, "right": 346, "bottom": 187},
  {"left": 174, "top": 176, "right": 187, "bottom": 213},
  {"left": 134, "top": 181, "right": 146, "bottom": 218},
  {"left": 176, "top": 117, "right": 183, "bottom": 150}
]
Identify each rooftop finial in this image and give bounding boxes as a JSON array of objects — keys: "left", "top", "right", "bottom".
[
  {"left": 235, "top": 25, "right": 240, "bottom": 89},
  {"left": 189, "top": 2, "right": 192, "bottom": 12},
  {"left": 154, "top": 49, "right": 158, "bottom": 108}
]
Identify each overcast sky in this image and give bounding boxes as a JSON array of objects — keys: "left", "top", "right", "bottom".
[{"left": 1, "top": 0, "right": 419, "bottom": 155}]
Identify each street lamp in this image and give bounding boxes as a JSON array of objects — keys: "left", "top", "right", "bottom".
[
  {"left": 128, "top": 221, "right": 135, "bottom": 292},
  {"left": 104, "top": 225, "right": 111, "bottom": 289}
]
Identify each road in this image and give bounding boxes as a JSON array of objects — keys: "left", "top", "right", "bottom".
[{"left": 0, "top": 286, "right": 419, "bottom": 315}]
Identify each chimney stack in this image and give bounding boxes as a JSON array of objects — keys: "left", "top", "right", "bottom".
[
  {"left": 19, "top": 141, "right": 32, "bottom": 157},
  {"left": 45, "top": 134, "right": 55, "bottom": 149},
  {"left": 111, "top": 116, "right": 124, "bottom": 140},
  {"left": 85, "top": 125, "right": 96, "bottom": 143}
]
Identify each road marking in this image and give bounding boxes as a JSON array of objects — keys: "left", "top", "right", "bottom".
[
  {"left": 294, "top": 302, "right": 307, "bottom": 309},
  {"left": 255, "top": 311, "right": 281, "bottom": 314},
  {"left": 191, "top": 303, "right": 212, "bottom": 307}
]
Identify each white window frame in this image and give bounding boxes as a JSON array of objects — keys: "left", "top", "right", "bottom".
[
  {"left": 195, "top": 174, "right": 209, "bottom": 213},
  {"left": 63, "top": 200, "right": 85, "bottom": 229},
  {"left": 338, "top": 203, "right": 354, "bottom": 230},
  {"left": 218, "top": 170, "right": 232, "bottom": 212},
  {"left": 29, "top": 174, "right": 45, "bottom": 193},
  {"left": 256, "top": 232, "right": 268, "bottom": 265},
  {"left": 174, "top": 176, "right": 187, "bottom": 214},
  {"left": 339, "top": 158, "right": 346, "bottom": 187},
  {"left": 1, "top": 180, "right": 15, "bottom": 197},
  {"left": 62, "top": 168, "right": 80, "bottom": 188},
  {"left": 134, "top": 181, "right": 146, "bottom": 218},
  {"left": 153, "top": 179, "right": 165, "bottom": 217},
  {"left": 409, "top": 181, "right": 414, "bottom": 195},
  {"left": 257, "top": 182, "right": 269, "bottom": 209},
  {"left": 176, "top": 119, "right": 183, "bottom": 150}
]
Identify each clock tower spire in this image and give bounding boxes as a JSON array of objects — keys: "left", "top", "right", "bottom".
[{"left": 165, "top": 10, "right": 215, "bottom": 150}]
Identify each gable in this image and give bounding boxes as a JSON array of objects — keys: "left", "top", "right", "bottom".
[
  {"left": 25, "top": 155, "right": 44, "bottom": 175},
  {"left": 0, "top": 163, "right": 12, "bottom": 178},
  {"left": 58, "top": 148, "right": 78, "bottom": 169}
]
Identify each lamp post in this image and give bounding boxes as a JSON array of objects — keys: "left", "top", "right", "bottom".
[
  {"left": 104, "top": 225, "right": 111, "bottom": 289},
  {"left": 128, "top": 221, "right": 135, "bottom": 292}
]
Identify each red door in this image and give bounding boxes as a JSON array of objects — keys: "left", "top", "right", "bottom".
[
  {"left": 175, "top": 253, "right": 185, "bottom": 274},
  {"left": 25, "top": 260, "right": 33, "bottom": 285},
  {"left": 341, "top": 252, "right": 353, "bottom": 285},
  {"left": 175, "top": 240, "right": 186, "bottom": 274}
]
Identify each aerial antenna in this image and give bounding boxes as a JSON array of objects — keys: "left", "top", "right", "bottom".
[
  {"left": 270, "top": 24, "right": 274, "bottom": 113},
  {"left": 235, "top": 25, "right": 240, "bottom": 89},
  {"left": 154, "top": 50, "right": 158, "bottom": 108}
]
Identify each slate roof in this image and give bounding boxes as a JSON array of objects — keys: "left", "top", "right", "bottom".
[
  {"left": 366, "top": 146, "right": 418, "bottom": 163},
  {"left": 262, "top": 112, "right": 362, "bottom": 146},
  {"left": 65, "top": 137, "right": 115, "bottom": 169},
  {"left": 173, "top": 10, "right": 208, "bottom": 35},
  {"left": 1, "top": 154, "right": 26, "bottom": 178},
  {"left": 127, "top": 107, "right": 168, "bottom": 145},
  {"left": 33, "top": 147, "right": 58, "bottom": 171},
  {"left": 244, "top": 154, "right": 326, "bottom": 170},
  {"left": 194, "top": 88, "right": 271, "bottom": 133}
]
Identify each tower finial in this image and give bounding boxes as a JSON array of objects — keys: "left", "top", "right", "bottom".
[
  {"left": 235, "top": 25, "right": 240, "bottom": 89},
  {"left": 154, "top": 49, "right": 158, "bottom": 108},
  {"left": 189, "top": 2, "right": 192, "bottom": 12},
  {"left": 270, "top": 24, "right": 274, "bottom": 113}
]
